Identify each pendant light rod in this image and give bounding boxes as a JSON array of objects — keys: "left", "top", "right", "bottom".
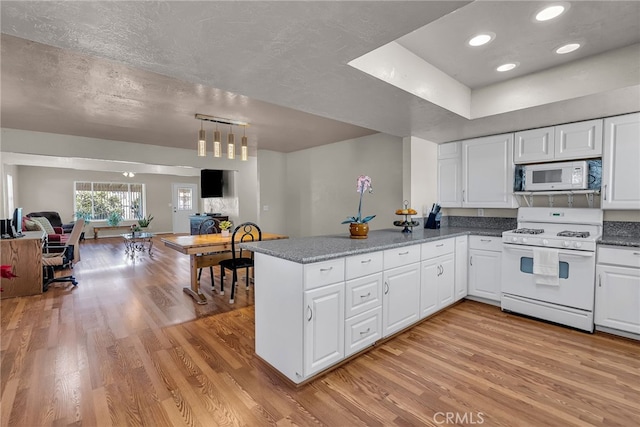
[{"left": 195, "top": 113, "right": 249, "bottom": 127}]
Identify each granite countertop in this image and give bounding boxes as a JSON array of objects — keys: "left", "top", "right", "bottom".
[
  {"left": 241, "top": 226, "right": 506, "bottom": 264},
  {"left": 598, "top": 234, "right": 640, "bottom": 248}
]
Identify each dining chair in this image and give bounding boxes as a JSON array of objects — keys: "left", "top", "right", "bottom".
[
  {"left": 219, "top": 222, "right": 262, "bottom": 303},
  {"left": 197, "top": 217, "right": 220, "bottom": 288}
]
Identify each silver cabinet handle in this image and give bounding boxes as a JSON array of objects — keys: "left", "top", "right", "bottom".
[
  {"left": 598, "top": 274, "right": 602, "bottom": 287},
  {"left": 360, "top": 292, "right": 371, "bottom": 299},
  {"left": 440, "top": 265, "right": 444, "bottom": 275},
  {"left": 436, "top": 243, "right": 444, "bottom": 247},
  {"left": 462, "top": 190, "right": 465, "bottom": 202},
  {"left": 633, "top": 252, "right": 640, "bottom": 256},
  {"left": 480, "top": 239, "right": 492, "bottom": 242},
  {"left": 359, "top": 328, "right": 371, "bottom": 336},
  {"left": 307, "top": 305, "right": 312, "bottom": 321},
  {"left": 384, "top": 282, "right": 389, "bottom": 295},
  {"left": 398, "top": 251, "right": 409, "bottom": 256},
  {"left": 603, "top": 184, "right": 607, "bottom": 201},
  {"left": 360, "top": 259, "right": 372, "bottom": 264},
  {"left": 320, "top": 267, "right": 333, "bottom": 272},
  {"left": 470, "top": 256, "right": 473, "bottom": 266}
]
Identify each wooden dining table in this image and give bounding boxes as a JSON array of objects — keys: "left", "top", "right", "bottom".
[{"left": 161, "top": 232, "right": 288, "bottom": 304}]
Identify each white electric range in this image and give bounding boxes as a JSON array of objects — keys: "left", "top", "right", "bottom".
[{"left": 501, "top": 207, "right": 603, "bottom": 332}]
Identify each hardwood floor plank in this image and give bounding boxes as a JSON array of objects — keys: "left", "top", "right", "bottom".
[{"left": 1, "top": 237, "right": 639, "bottom": 426}]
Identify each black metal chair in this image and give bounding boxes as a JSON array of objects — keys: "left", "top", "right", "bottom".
[
  {"left": 197, "top": 218, "right": 220, "bottom": 289},
  {"left": 219, "top": 222, "right": 262, "bottom": 303}
]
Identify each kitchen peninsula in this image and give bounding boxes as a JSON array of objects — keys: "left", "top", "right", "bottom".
[{"left": 241, "top": 226, "right": 505, "bottom": 385}]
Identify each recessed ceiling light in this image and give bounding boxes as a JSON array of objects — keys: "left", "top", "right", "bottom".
[
  {"left": 555, "top": 43, "right": 581, "bottom": 54},
  {"left": 496, "top": 63, "right": 518, "bottom": 72},
  {"left": 468, "top": 33, "right": 495, "bottom": 47},
  {"left": 535, "top": 5, "right": 566, "bottom": 21}
]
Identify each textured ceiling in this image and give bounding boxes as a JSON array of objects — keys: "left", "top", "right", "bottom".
[{"left": 1, "top": 1, "right": 639, "bottom": 157}]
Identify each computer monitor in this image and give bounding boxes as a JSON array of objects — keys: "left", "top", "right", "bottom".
[{"left": 12, "top": 207, "right": 23, "bottom": 236}]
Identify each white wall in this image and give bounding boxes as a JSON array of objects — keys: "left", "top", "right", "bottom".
[
  {"left": 257, "top": 150, "right": 287, "bottom": 235},
  {"left": 284, "top": 133, "right": 403, "bottom": 238},
  {"left": 404, "top": 136, "right": 438, "bottom": 218}
]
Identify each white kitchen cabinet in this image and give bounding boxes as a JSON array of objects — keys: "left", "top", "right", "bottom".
[
  {"left": 595, "top": 246, "right": 640, "bottom": 336},
  {"left": 514, "top": 127, "right": 555, "bottom": 164},
  {"left": 554, "top": 119, "right": 603, "bottom": 160},
  {"left": 304, "top": 282, "right": 345, "bottom": 376},
  {"left": 455, "top": 236, "right": 468, "bottom": 301},
  {"left": 462, "top": 133, "right": 516, "bottom": 208},
  {"left": 601, "top": 113, "right": 640, "bottom": 210},
  {"left": 382, "top": 263, "right": 421, "bottom": 337},
  {"left": 438, "top": 155, "right": 463, "bottom": 207},
  {"left": 467, "top": 236, "right": 502, "bottom": 303},
  {"left": 420, "top": 238, "right": 455, "bottom": 318}
]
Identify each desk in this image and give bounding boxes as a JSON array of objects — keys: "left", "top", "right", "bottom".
[
  {"left": 1, "top": 231, "right": 46, "bottom": 299},
  {"left": 161, "top": 232, "right": 288, "bottom": 304},
  {"left": 122, "top": 232, "right": 154, "bottom": 257}
]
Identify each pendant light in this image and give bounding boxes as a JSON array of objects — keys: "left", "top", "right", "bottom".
[
  {"left": 241, "top": 126, "right": 248, "bottom": 161},
  {"left": 197, "top": 121, "right": 206, "bottom": 157},
  {"left": 227, "top": 125, "right": 235, "bottom": 160},
  {"left": 213, "top": 124, "right": 221, "bottom": 158}
]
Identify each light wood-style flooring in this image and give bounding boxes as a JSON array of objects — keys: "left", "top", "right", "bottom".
[{"left": 1, "top": 236, "right": 639, "bottom": 426}]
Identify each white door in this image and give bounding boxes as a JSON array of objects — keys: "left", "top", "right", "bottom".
[
  {"left": 468, "top": 249, "right": 502, "bottom": 301},
  {"left": 171, "top": 183, "right": 198, "bottom": 234},
  {"left": 419, "top": 258, "right": 439, "bottom": 318},
  {"left": 455, "top": 236, "right": 468, "bottom": 301},
  {"left": 602, "top": 113, "right": 640, "bottom": 210},
  {"left": 595, "top": 265, "right": 640, "bottom": 334},
  {"left": 382, "top": 263, "right": 420, "bottom": 337},
  {"left": 514, "top": 127, "right": 555, "bottom": 164},
  {"left": 304, "top": 282, "right": 345, "bottom": 377},
  {"left": 438, "top": 157, "right": 462, "bottom": 207},
  {"left": 554, "top": 119, "right": 603, "bottom": 160},
  {"left": 437, "top": 254, "right": 455, "bottom": 308}
]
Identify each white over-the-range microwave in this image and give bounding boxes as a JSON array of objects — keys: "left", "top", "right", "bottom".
[{"left": 523, "top": 160, "right": 594, "bottom": 191}]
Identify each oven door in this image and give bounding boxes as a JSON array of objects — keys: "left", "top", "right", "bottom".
[{"left": 501, "top": 243, "right": 596, "bottom": 310}]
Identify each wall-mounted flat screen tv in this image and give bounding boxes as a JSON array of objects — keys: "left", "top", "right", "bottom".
[{"left": 201, "top": 169, "right": 224, "bottom": 198}]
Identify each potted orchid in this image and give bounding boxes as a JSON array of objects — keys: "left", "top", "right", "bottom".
[{"left": 342, "top": 175, "right": 375, "bottom": 239}]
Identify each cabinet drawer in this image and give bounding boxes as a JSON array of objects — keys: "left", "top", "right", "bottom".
[
  {"left": 421, "top": 238, "right": 454, "bottom": 260},
  {"left": 345, "top": 273, "right": 383, "bottom": 319},
  {"left": 383, "top": 245, "right": 421, "bottom": 270},
  {"left": 304, "top": 258, "right": 345, "bottom": 290},
  {"left": 598, "top": 246, "right": 640, "bottom": 268},
  {"left": 344, "top": 307, "right": 382, "bottom": 357},
  {"left": 469, "top": 235, "right": 502, "bottom": 252},
  {"left": 346, "top": 251, "right": 383, "bottom": 280}
]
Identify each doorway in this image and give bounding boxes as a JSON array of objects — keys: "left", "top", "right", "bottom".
[{"left": 172, "top": 183, "right": 198, "bottom": 234}]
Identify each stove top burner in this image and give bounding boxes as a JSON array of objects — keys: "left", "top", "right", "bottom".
[
  {"left": 512, "top": 228, "right": 545, "bottom": 235},
  {"left": 557, "top": 230, "right": 591, "bottom": 238}
]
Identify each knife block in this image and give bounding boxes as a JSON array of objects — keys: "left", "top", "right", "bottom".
[{"left": 425, "top": 212, "right": 440, "bottom": 229}]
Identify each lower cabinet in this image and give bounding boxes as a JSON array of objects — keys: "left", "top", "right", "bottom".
[
  {"left": 595, "top": 246, "right": 640, "bottom": 336},
  {"left": 420, "top": 238, "right": 456, "bottom": 318},
  {"left": 455, "top": 236, "right": 468, "bottom": 301},
  {"left": 468, "top": 236, "right": 502, "bottom": 303},
  {"left": 382, "top": 263, "right": 421, "bottom": 337},
  {"left": 304, "top": 282, "right": 345, "bottom": 376}
]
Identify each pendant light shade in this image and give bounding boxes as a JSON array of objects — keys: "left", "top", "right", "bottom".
[
  {"left": 213, "top": 128, "right": 222, "bottom": 158},
  {"left": 197, "top": 122, "right": 206, "bottom": 157},
  {"left": 227, "top": 128, "right": 235, "bottom": 160},
  {"left": 241, "top": 127, "right": 248, "bottom": 161}
]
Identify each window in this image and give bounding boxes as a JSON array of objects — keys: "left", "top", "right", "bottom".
[{"left": 74, "top": 182, "right": 145, "bottom": 221}]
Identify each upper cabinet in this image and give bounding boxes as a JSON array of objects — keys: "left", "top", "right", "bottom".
[
  {"left": 462, "top": 133, "right": 517, "bottom": 208},
  {"left": 514, "top": 119, "right": 603, "bottom": 164},
  {"left": 601, "top": 113, "right": 640, "bottom": 210},
  {"left": 438, "top": 134, "right": 516, "bottom": 208}
]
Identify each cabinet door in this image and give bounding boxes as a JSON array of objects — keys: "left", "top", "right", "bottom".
[
  {"left": 420, "top": 258, "right": 439, "bottom": 318},
  {"left": 438, "top": 141, "right": 461, "bottom": 159},
  {"left": 304, "top": 282, "right": 345, "bottom": 377},
  {"left": 595, "top": 265, "right": 640, "bottom": 334},
  {"left": 514, "top": 127, "right": 555, "bottom": 164},
  {"left": 438, "top": 254, "right": 455, "bottom": 308},
  {"left": 554, "top": 119, "right": 603, "bottom": 160},
  {"left": 438, "top": 157, "right": 463, "bottom": 207},
  {"left": 468, "top": 249, "right": 502, "bottom": 301},
  {"left": 462, "top": 133, "right": 515, "bottom": 208},
  {"left": 382, "top": 263, "right": 420, "bottom": 337},
  {"left": 602, "top": 113, "right": 640, "bottom": 210},
  {"left": 455, "top": 236, "right": 468, "bottom": 301}
]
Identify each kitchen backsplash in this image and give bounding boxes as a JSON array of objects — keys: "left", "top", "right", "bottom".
[
  {"left": 603, "top": 221, "right": 640, "bottom": 237},
  {"left": 439, "top": 216, "right": 517, "bottom": 229}
]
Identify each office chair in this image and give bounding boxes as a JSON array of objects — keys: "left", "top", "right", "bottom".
[{"left": 42, "top": 219, "right": 84, "bottom": 290}]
